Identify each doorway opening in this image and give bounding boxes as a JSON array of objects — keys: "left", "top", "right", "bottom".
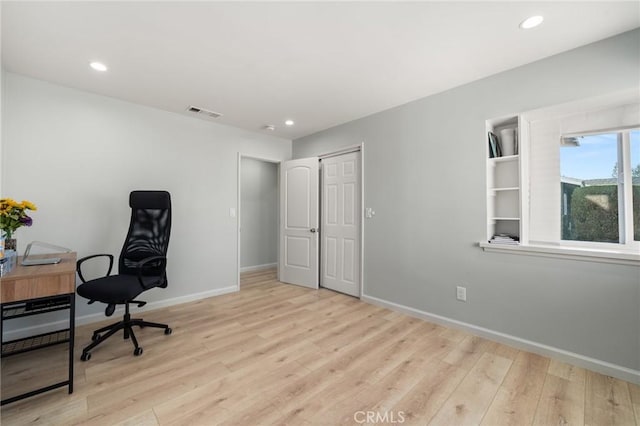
[{"left": 237, "top": 155, "right": 279, "bottom": 290}]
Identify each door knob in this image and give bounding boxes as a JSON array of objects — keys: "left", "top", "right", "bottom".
[{"left": 310, "top": 228, "right": 317, "bottom": 233}]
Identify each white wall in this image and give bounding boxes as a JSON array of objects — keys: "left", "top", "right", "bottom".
[
  {"left": 293, "top": 29, "right": 640, "bottom": 380},
  {"left": 240, "top": 157, "right": 278, "bottom": 269},
  {"left": 2, "top": 72, "right": 291, "bottom": 330}
]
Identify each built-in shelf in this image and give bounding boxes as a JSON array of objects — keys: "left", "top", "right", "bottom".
[{"left": 486, "top": 115, "right": 525, "bottom": 244}]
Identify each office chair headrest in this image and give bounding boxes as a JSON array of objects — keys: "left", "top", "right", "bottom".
[{"left": 129, "top": 191, "right": 171, "bottom": 209}]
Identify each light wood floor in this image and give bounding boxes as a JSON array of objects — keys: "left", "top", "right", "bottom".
[{"left": 1, "top": 269, "right": 638, "bottom": 425}]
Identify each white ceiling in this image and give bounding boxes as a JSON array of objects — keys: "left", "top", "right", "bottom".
[{"left": 2, "top": 2, "right": 639, "bottom": 140}]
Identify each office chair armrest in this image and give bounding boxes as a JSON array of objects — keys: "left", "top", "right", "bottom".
[
  {"left": 76, "top": 254, "right": 114, "bottom": 283},
  {"left": 135, "top": 255, "right": 167, "bottom": 290}
]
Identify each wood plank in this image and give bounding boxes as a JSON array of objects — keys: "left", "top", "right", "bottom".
[
  {"left": 113, "top": 410, "right": 159, "bottom": 426},
  {"left": 362, "top": 323, "right": 448, "bottom": 384},
  {"left": 0, "top": 394, "right": 87, "bottom": 425},
  {"left": 277, "top": 345, "right": 440, "bottom": 425},
  {"left": 584, "top": 370, "right": 635, "bottom": 426},
  {"left": 481, "top": 351, "right": 549, "bottom": 426},
  {"left": 439, "top": 327, "right": 469, "bottom": 343},
  {"left": 491, "top": 343, "right": 520, "bottom": 361},
  {"left": 153, "top": 358, "right": 305, "bottom": 425},
  {"left": 533, "top": 374, "right": 585, "bottom": 426},
  {"left": 389, "top": 359, "right": 467, "bottom": 425},
  {"left": 428, "top": 352, "right": 513, "bottom": 426},
  {"left": 443, "top": 334, "right": 498, "bottom": 372},
  {"left": 548, "top": 358, "right": 587, "bottom": 384},
  {"left": 355, "top": 350, "right": 444, "bottom": 412},
  {"left": 82, "top": 360, "right": 231, "bottom": 424},
  {"left": 629, "top": 382, "right": 640, "bottom": 425}
]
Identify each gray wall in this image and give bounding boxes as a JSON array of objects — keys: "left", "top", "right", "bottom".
[
  {"left": 293, "top": 29, "right": 640, "bottom": 372},
  {"left": 2, "top": 73, "right": 291, "bottom": 332},
  {"left": 240, "top": 158, "right": 278, "bottom": 269}
]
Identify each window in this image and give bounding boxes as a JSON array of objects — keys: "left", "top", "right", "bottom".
[
  {"left": 524, "top": 96, "right": 640, "bottom": 259},
  {"left": 560, "top": 129, "right": 639, "bottom": 246},
  {"left": 482, "top": 94, "right": 639, "bottom": 263}
]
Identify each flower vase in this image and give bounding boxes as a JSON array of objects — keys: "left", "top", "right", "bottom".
[{"left": 5, "top": 238, "right": 17, "bottom": 251}]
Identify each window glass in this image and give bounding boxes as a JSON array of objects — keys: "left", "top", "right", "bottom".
[
  {"left": 631, "top": 130, "right": 639, "bottom": 241},
  {"left": 560, "top": 133, "right": 619, "bottom": 243}
]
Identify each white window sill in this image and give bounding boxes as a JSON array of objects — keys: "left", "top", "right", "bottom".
[{"left": 478, "top": 242, "right": 640, "bottom": 266}]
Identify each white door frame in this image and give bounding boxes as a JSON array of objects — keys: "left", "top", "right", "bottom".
[
  {"left": 236, "top": 153, "right": 282, "bottom": 291},
  {"left": 318, "top": 142, "right": 365, "bottom": 298}
]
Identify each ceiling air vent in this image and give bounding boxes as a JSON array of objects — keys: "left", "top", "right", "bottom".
[{"left": 186, "top": 105, "right": 222, "bottom": 119}]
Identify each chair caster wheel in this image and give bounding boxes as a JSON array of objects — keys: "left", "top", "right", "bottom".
[
  {"left": 164, "top": 328, "right": 172, "bottom": 335},
  {"left": 91, "top": 333, "right": 101, "bottom": 341},
  {"left": 81, "top": 352, "right": 91, "bottom": 361},
  {"left": 134, "top": 347, "right": 143, "bottom": 356}
]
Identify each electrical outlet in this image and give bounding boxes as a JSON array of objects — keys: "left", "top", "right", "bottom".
[{"left": 456, "top": 286, "right": 467, "bottom": 302}]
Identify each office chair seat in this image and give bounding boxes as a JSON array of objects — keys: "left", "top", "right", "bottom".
[{"left": 77, "top": 274, "right": 162, "bottom": 304}]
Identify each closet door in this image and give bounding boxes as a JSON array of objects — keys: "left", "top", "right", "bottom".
[{"left": 321, "top": 152, "right": 360, "bottom": 297}]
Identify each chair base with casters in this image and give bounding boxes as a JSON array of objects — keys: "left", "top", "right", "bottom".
[{"left": 79, "top": 301, "right": 172, "bottom": 361}]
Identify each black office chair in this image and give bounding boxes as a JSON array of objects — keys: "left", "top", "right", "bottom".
[{"left": 76, "top": 191, "right": 172, "bottom": 361}]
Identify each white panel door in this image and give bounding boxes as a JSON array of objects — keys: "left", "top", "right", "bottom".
[
  {"left": 279, "top": 157, "right": 319, "bottom": 289},
  {"left": 321, "top": 152, "right": 360, "bottom": 297}
]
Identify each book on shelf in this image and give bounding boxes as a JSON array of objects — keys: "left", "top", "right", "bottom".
[
  {"left": 488, "top": 234, "right": 520, "bottom": 245},
  {"left": 488, "top": 132, "right": 501, "bottom": 158}
]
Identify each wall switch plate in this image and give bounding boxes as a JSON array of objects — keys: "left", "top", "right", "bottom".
[
  {"left": 365, "top": 207, "right": 375, "bottom": 218},
  {"left": 229, "top": 207, "right": 236, "bottom": 217},
  {"left": 456, "top": 286, "right": 467, "bottom": 302}
]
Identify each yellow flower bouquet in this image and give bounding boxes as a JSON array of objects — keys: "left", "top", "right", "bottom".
[{"left": 0, "top": 198, "right": 37, "bottom": 239}]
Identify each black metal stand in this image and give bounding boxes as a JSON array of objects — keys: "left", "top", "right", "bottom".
[{"left": 1, "top": 293, "right": 75, "bottom": 405}]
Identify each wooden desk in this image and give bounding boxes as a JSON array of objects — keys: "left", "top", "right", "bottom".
[{"left": 1, "top": 252, "right": 76, "bottom": 405}]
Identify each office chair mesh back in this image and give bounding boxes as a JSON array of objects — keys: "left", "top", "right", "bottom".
[{"left": 120, "top": 191, "right": 171, "bottom": 278}]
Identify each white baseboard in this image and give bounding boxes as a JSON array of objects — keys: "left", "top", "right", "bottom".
[
  {"left": 3, "top": 285, "right": 238, "bottom": 341},
  {"left": 240, "top": 263, "right": 277, "bottom": 273},
  {"left": 362, "top": 294, "right": 640, "bottom": 385}
]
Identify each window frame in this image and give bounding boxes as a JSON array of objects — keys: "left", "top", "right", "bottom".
[{"left": 558, "top": 128, "right": 639, "bottom": 251}]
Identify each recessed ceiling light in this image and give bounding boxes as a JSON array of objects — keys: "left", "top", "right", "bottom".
[
  {"left": 285, "top": 120, "right": 294, "bottom": 126},
  {"left": 89, "top": 61, "right": 108, "bottom": 72},
  {"left": 519, "top": 15, "right": 544, "bottom": 29}
]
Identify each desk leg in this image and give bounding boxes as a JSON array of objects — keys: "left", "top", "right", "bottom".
[
  {"left": 68, "top": 294, "right": 75, "bottom": 394},
  {"left": 1, "top": 305, "right": 3, "bottom": 358}
]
